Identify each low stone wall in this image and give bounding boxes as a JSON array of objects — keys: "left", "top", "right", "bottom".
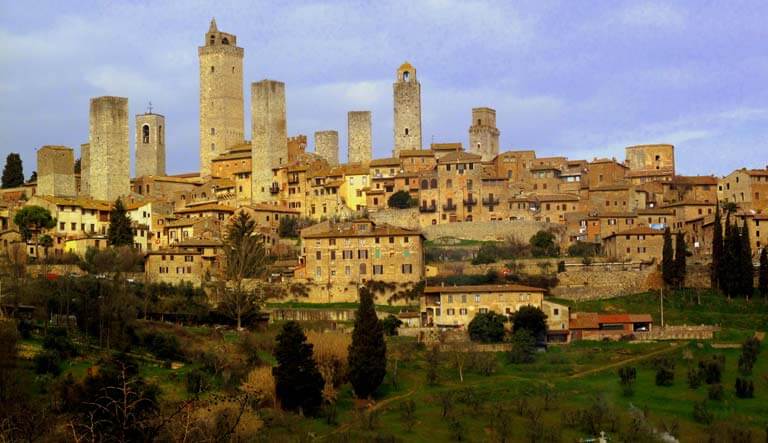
[
  {"left": 27, "top": 264, "right": 85, "bottom": 277},
  {"left": 423, "top": 220, "right": 555, "bottom": 242},
  {"left": 635, "top": 325, "right": 719, "bottom": 341},
  {"left": 369, "top": 208, "right": 420, "bottom": 230},
  {"left": 551, "top": 265, "right": 659, "bottom": 301}
]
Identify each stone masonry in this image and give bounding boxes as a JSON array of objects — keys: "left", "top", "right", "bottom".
[
  {"left": 251, "top": 79, "right": 287, "bottom": 203},
  {"left": 469, "top": 107, "right": 500, "bottom": 162},
  {"left": 199, "top": 18, "right": 244, "bottom": 177},
  {"left": 314, "top": 130, "right": 339, "bottom": 165},
  {"left": 347, "top": 111, "right": 372, "bottom": 164},
  {"left": 79, "top": 143, "right": 90, "bottom": 196},
  {"left": 37, "top": 145, "right": 76, "bottom": 197},
  {"left": 89, "top": 96, "right": 130, "bottom": 202},
  {"left": 135, "top": 112, "right": 166, "bottom": 177},
  {"left": 393, "top": 62, "right": 422, "bottom": 157}
]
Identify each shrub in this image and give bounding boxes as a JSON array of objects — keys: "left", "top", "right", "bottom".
[
  {"left": 306, "top": 330, "right": 350, "bottom": 391},
  {"left": 687, "top": 367, "right": 702, "bottom": 389},
  {"left": 508, "top": 329, "right": 536, "bottom": 364},
  {"left": 692, "top": 400, "right": 713, "bottom": 424},
  {"left": 399, "top": 399, "right": 417, "bottom": 432},
  {"left": 708, "top": 383, "right": 724, "bottom": 401},
  {"left": 568, "top": 241, "right": 600, "bottom": 257},
  {"left": 699, "top": 355, "right": 724, "bottom": 384},
  {"left": 468, "top": 352, "right": 498, "bottom": 376},
  {"left": 738, "top": 336, "right": 761, "bottom": 375},
  {"left": 654, "top": 357, "right": 675, "bottom": 387},
  {"left": 529, "top": 230, "right": 559, "bottom": 257},
  {"left": 472, "top": 242, "right": 500, "bottom": 264},
  {"left": 511, "top": 305, "right": 548, "bottom": 339},
  {"left": 16, "top": 320, "right": 32, "bottom": 339},
  {"left": 33, "top": 350, "right": 62, "bottom": 376},
  {"left": 426, "top": 345, "right": 440, "bottom": 385},
  {"left": 734, "top": 378, "right": 754, "bottom": 398},
  {"left": 387, "top": 190, "right": 416, "bottom": 209},
  {"left": 141, "top": 331, "right": 182, "bottom": 361},
  {"left": 42, "top": 328, "right": 78, "bottom": 359},
  {"left": 185, "top": 369, "right": 211, "bottom": 395},
  {"left": 618, "top": 366, "right": 637, "bottom": 396},
  {"left": 241, "top": 366, "right": 276, "bottom": 408},
  {"left": 381, "top": 315, "right": 403, "bottom": 336},
  {"left": 557, "top": 260, "right": 566, "bottom": 273},
  {"left": 467, "top": 311, "right": 506, "bottom": 343}
]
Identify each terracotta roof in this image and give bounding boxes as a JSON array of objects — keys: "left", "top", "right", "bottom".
[
  {"left": 599, "top": 314, "right": 653, "bottom": 324},
  {"left": 175, "top": 238, "right": 223, "bottom": 247},
  {"left": 175, "top": 203, "right": 235, "bottom": 214},
  {"left": 247, "top": 203, "right": 301, "bottom": 214},
  {"left": 746, "top": 169, "right": 768, "bottom": 177},
  {"left": 588, "top": 184, "right": 631, "bottom": 191},
  {"left": 212, "top": 150, "right": 251, "bottom": 161},
  {"left": 660, "top": 200, "right": 716, "bottom": 208},
  {"left": 603, "top": 225, "right": 666, "bottom": 239},
  {"left": 438, "top": 151, "right": 482, "bottom": 163},
  {"left": 302, "top": 220, "right": 421, "bottom": 239},
  {"left": 370, "top": 157, "right": 401, "bottom": 167},
  {"left": 424, "top": 284, "right": 546, "bottom": 294},
  {"left": 637, "top": 208, "right": 675, "bottom": 215},
  {"left": 399, "top": 149, "right": 435, "bottom": 158},
  {"left": 626, "top": 169, "right": 674, "bottom": 178},
  {"left": 147, "top": 248, "right": 203, "bottom": 255},
  {"left": 596, "top": 211, "right": 636, "bottom": 218},
  {"left": 35, "top": 195, "right": 112, "bottom": 211},
  {"left": 534, "top": 193, "right": 580, "bottom": 202},
  {"left": 569, "top": 312, "right": 599, "bottom": 329},
  {"left": 430, "top": 142, "right": 463, "bottom": 151},
  {"left": 668, "top": 175, "right": 718, "bottom": 185}
]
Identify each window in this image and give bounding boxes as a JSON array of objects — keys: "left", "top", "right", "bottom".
[
  {"left": 402, "top": 264, "right": 412, "bottom": 274},
  {"left": 343, "top": 250, "right": 353, "bottom": 259},
  {"left": 345, "top": 266, "right": 351, "bottom": 276},
  {"left": 330, "top": 250, "right": 336, "bottom": 260},
  {"left": 359, "top": 263, "right": 367, "bottom": 274},
  {"left": 459, "top": 308, "right": 468, "bottom": 315},
  {"left": 404, "top": 128, "right": 409, "bottom": 136},
  {"left": 474, "top": 294, "right": 481, "bottom": 303},
  {"left": 554, "top": 308, "right": 559, "bottom": 316},
  {"left": 447, "top": 308, "right": 455, "bottom": 315},
  {"left": 479, "top": 308, "right": 489, "bottom": 314},
  {"left": 184, "top": 255, "right": 193, "bottom": 262},
  {"left": 316, "top": 251, "right": 321, "bottom": 260},
  {"left": 403, "top": 71, "right": 410, "bottom": 81},
  {"left": 142, "top": 124, "right": 150, "bottom": 143},
  {"left": 315, "top": 267, "right": 322, "bottom": 277},
  {"left": 389, "top": 237, "right": 394, "bottom": 244},
  {"left": 461, "top": 294, "right": 467, "bottom": 303},
  {"left": 210, "top": 127, "right": 215, "bottom": 135},
  {"left": 358, "top": 249, "right": 369, "bottom": 259},
  {"left": 373, "top": 265, "right": 383, "bottom": 275}
]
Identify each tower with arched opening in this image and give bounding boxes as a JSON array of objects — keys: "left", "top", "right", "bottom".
[
  {"left": 393, "top": 61, "right": 422, "bottom": 157},
  {"left": 136, "top": 111, "right": 166, "bottom": 177}
]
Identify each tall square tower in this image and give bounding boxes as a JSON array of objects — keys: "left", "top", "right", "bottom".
[{"left": 393, "top": 62, "right": 422, "bottom": 157}]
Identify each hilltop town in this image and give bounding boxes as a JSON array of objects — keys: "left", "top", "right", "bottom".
[{"left": 1, "top": 18, "right": 767, "bottom": 442}]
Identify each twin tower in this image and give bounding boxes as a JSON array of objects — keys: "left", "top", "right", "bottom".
[{"left": 198, "top": 19, "right": 426, "bottom": 180}]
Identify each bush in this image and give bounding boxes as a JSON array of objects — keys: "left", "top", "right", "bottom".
[
  {"left": 33, "top": 350, "right": 62, "bottom": 376},
  {"left": 467, "top": 311, "right": 506, "bottom": 343},
  {"left": 699, "top": 355, "right": 724, "bottom": 384},
  {"left": 511, "top": 305, "right": 548, "bottom": 339},
  {"left": 387, "top": 190, "right": 416, "bottom": 209},
  {"left": 381, "top": 315, "right": 403, "bottom": 336},
  {"left": 508, "top": 329, "right": 536, "bottom": 364},
  {"left": 529, "top": 230, "right": 559, "bottom": 257},
  {"left": 468, "top": 352, "right": 498, "bottom": 376},
  {"left": 141, "top": 331, "right": 182, "bottom": 361},
  {"left": 568, "top": 241, "right": 600, "bottom": 258},
  {"left": 472, "top": 242, "right": 500, "bottom": 264},
  {"left": 692, "top": 400, "right": 713, "bottom": 424},
  {"left": 618, "top": 366, "right": 637, "bottom": 396},
  {"left": 735, "top": 378, "right": 754, "bottom": 398},
  {"left": 738, "top": 336, "right": 761, "bottom": 375},
  {"left": 186, "top": 369, "right": 211, "bottom": 395},
  {"left": 654, "top": 357, "right": 675, "bottom": 387},
  {"left": 708, "top": 383, "right": 724, "bottom": 401},
  {"left": 241, "top": 366, "right": 276, "bottom": 408},
  {"left": 687, "top": 367, "right": 702, "bottom": 389},
  {"left": 43, "top": 328, "right": 78, "bottom": 359},
  {"left": 557, "top": 260, "right": 566, "bottom": 273}
]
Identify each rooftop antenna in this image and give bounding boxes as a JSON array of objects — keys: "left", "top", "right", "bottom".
[{"left": 147, "top": 101, "right": 153, "bottom": 114}]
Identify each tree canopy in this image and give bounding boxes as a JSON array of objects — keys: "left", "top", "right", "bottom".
[
  {"left": 511, "top": 305, "right": 548, "bottom": 339},
  {"left": 661, "top": 228, "right": 675, "bottom": 287},
  {"left": 273, "top": 321, "right": 324, "bottom": 416},
  {"left": 387, "top": 190, "right": 416, "bottom": 209},
  {"left": 529, "top": 230, "right": 559, "bottom": 257},
  {"left": 467, "top": 311, "right": 506, "bottom": 343},
  {"left": 13, "top": 205, "right": 55, "bottom": 242},
  {"left": 1, "top": 153, "right": 24, "bottom": 189},
  {"left": 107, "top": 198, "right": 134, "bottom": 247},
  {"left": 348, "top": 285, "right": 387, "bottom": 398}
]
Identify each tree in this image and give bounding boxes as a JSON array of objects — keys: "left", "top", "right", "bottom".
[
  {"left": 722, "top": 218, "right": 740, "bottom": 298},
  {"left": 759, "top": 248, "right": 767, "bottom": 300},
  {"left": 511, "top": 305, "right": 548, "bottom": 340},
  {"left": 661, "top": 228, "right": 675, "bottom": 287},
  {"left": 618, "top": 366, "right": 637, "bottom": 396},
  {"left": 381, "top": 314, "right": 403, "bottom": 336},
  {"left": 467, "top": 311, "right": 506, "bottom": 343},
  {"left": 508, "top": 329, "right": 536, "bottom": 364},
  {"left": 273, "top": 321, "right": 324, "bottom": 416},
  {"left": 654, "top": 356, "right": 675, "bottom": 386},
  {"left": 13, "top": 205, "right": 56, "bottom": 258},
  {"left": 27, "top": 170, "right": 36, "bottom": 183},
  {"left": 74, "top": 158, "right": 81, "bottom": 174},
  {"left": 107, "top": 198, "right": 134, "bottom": 247},
  {"left": 348, "top": 285, "right": 387, "bottom": 399},
  {"left": 673, "top": 232, "right": 687, "bottom": 288},
  {"left": 220, "top": 211, "right": 269, "bottom": 329},
  {"left": 711, "top": 204, "right": 723, "bottom": 289},
  {"left": 387, "top": 190, "right": 415, "bottom": 209},
  {"left": 38, "top": 234, "right": 53, "bottom": 258},
  {"left": 1, "top": 153, "right": 24, "bottom": 188},
  {"left": 738, "top": 224, "right": 753, "bottom": 299},
  {"left": 529, "top": 230, "right": 559, "bottom": 257}
]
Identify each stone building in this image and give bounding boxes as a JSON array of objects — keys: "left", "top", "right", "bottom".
[
  {"left": 135, "top": 111, "right": 166, "bottom": 177},
  {"left": 80, "top": 143, "right": 90, "bottom": 197},
  {"left": 89, "top": 96, "right": 130, "bottom": 202},
  {"left": 199, "top": 18, "right": 244, "bottom": 177},
  {"left": 314, "top": 130, "right": 339, "bottom": 165},
  {"left": 287, "top": 135, "right": 308, "bottom": 162},
  {"left": 625, "top": 144, "right": 675, "bottom": 183},
  {"left": 37, "top": 146, "right": 76, "bottom": 197},
  {"left": 468, "top": 107, "right": 500, "bottom": 162},
  {"left": 718, "top": 168, "right": 768, "bottom": 211},
  {"left": 251, "top": 79, "right": 287, "bottom": 204},
  {"left": 602, "top": 225, "right": 668, "bottom": 262},
  {"left": 393, "top": 62, "right": 422, "bottom": 157},
  {"left": 348, "top": 111, "right": 372, "bottom": 164}
]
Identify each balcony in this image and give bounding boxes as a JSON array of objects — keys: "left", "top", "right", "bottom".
[
  {"left": 442, "top": 202, "right": 457, "bottom": 212},
  {"left": 419, "top": 204, "right": 437, "bottom": 213},
  {"left": 482, "top": 196, "right": 500, "bottom": 207},
  {"left": 269, "top": 183, "right": 280, "bottom": 194},
  {"left": 463, "top": 196, "right": 478, "bottom": 207}
]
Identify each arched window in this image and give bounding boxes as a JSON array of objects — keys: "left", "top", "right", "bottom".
[
  {"left": 430, "top": 178, "right": 437, "bottom": 188},
  {"left": 142, "top": 124, "right": 150, "bottom": 143},
  {"left": 420, "top": 179, "right": 428, "bottom": 190},
  {"left": 222, "top": 37, "right": 229, "bottom": 45},
  {"left": 158, "top": 125, "right": 163, "bottom": 144},
  {"left": 403, "top": 71, "right": 410, "bottom": 81},
  {"left": 446, "top": 179, "right": 452, "bottom": 188},
  {"left": 210, "top": 66, "right": 215, "bottom": 73},
  {"left": 478, "top": 119, "right": 481, "bottom": 125},
  {"left": 209, "top": 36, "right": 215, "bottom": 45},
  {"left": 405, "top": 128, "right": 409, "bottom": 136}
]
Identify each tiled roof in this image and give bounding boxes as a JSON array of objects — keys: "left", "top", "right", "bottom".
[
  {"left": 399, "top": 149, "right": 435, "bottom": 158},
  {"left": 35, "top": 195, "right": 112, "bottom": 211},
  {"left": 247, "top": 203, "right": 301, "bottom": 214},
  {"left": 424, "top": 284, "right": 546, "bottom": 294},
  {"left": 175, "top": 203, "right": 235, "bottom": 214},
  {"left": 370, "top": 157, "right": 401, "bottom": 167},
  {"left": 438, "top": 151, "right": 482, "bottom": 163},
  {"left": 302, "top": 220, "right": 421, "bottom": 239},
  {"left": 430, "top": 142, "right": 463, "bottom": 151},
  {"left": 603, "top": 225, "right": 666, "bottom": 239}
]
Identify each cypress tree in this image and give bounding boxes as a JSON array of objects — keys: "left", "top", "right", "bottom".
[
  {"left": 662, "top": 228, "right": 675, "bottom": 287},
  {"left": 273, "top": 321, "right": 324, "bottom": 416},
  {"left": 711, "top": 204, "right": 723, "bottom": 290},
  {"left": 348, "top": 285, "right": 387, "bottom": 399},
  {"left": 107, "top": 198, "right": 134, "bottom": 246},
  {"left": 674, "top": 232, "right": 687, "bottom": 288},
  {"left": 758, "top": 248, "right": 767, "bottom": 300},
  {"left": 739, "top": 224, "right": 753, "bottom": 299},
  {"left": 723, "top": 222, "right": 742, "bottom": 298},
  {"left": 27, "top": 171, "right": 37, "bottom": 183},
  {"left": 1, "top": 153, "right": 24, "bottom": 188}
]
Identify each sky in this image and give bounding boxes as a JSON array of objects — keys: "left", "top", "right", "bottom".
[{"left": 1, "top": 0, "right": 767, "bottom": 178}]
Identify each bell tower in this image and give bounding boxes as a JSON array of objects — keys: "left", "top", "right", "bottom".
[
  {"left": 198, "top": 18, "right": 244, "bottom": 177},
  {"left": 393, "top": 61, "right": 422, "bottom": 157}
]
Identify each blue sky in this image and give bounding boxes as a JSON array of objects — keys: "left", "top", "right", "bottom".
[{"left": 1, "top": 0, "right": 767, "bottom": 177}]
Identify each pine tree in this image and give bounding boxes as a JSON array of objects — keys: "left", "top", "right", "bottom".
[
  {"left": 674, "top": 232, "right": 687, "bottom": 288},
  {"left": 348, "top": 285, "right": 387, "bottom": 399},
  {"left": 711, "top": 204, "right": 723, "bottom": 290},
  {"left": 739, "top": 224, "right": 753, "bottom": 299},
  {"left": 724, "top": 222, "right": 743, "bottom": 298},
  {"left": 1, "top": 153, "right": 24, "bottom": 188},
  {"left": 759, "top": 248, "right": 768, "bottom": 300},
  {"left": 107, "top": 198, "right": 134, "bottom": 246},
  {"left": 273, "top": 321, "right": 324, "bottom": 416},
  {"left": 662, "top": 228, "right": 675, "bottom": 287}
]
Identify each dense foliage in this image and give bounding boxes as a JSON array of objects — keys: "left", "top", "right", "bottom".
[
  {"left": 107, "top": 198, "right": 134, "bottom": 246},
  {"left": 511, "top": 305, "right": 548, "bottom": 339},
  {"left": 467, "top": 311, "right": 506, "bottom": 343},
  {"left": 529, "top": 230, "right": 559, "bottom": 257},
  {"left": 387, "top": 190, "right": 416, "bottom": 209},
  {"left": 273, "top": 321, "right": 324, "bottom": 416},
  {"left": 348, "top": 286, "right": 387, "bottom": 398},
  {"left": 1, "top": 153, "right": 24, "bottom": 188}
]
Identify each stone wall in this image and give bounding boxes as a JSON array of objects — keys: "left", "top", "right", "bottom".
[
  {"left": 347, "top": 111, "right": 372, "bottom": 164},
  {"left": 314, "top": 130, "right": 339, "bottom": 165},
  {"left": 251, "top": 80, "right": 287, "bottom": 203},
  {"left": 393, "top": 63, "right": 422, "bottom": 156},
  {"left": 551, "top": 265, "right": 659, "bottom": 300},
  {"left": 369, "top": 208, "right": 421, "bottom": 230},
  {"left": 89, "top": 96, "right": 130, "bottom": 202},
  {"left": 423, "top": 219, "right": 553, "bottom": 242},
  {"left": 80, "top": 143, "right": 90, "bottom": 197}
]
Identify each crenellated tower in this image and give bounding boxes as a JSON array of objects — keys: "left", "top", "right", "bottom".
[{"left": 468, "top": 107, "right": 500, "bottom": 161}]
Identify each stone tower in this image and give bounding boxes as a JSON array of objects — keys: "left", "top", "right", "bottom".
[
  {"left": 80, "top": 143, "right": 90, "bottom": 196},
  {"left": 89, "top": 96, "right": 130, "bottom": 202},
  {"left": 251, "top": 80, "right": 288, "bottom": 203},
  {"left": 393, "top": 62, "right": 422, "bottom": 157},
  {"left": 135, "top": 111, "right": 166, "bottom": 177},
  {"left": 469, "top": 107, "right": 500, "bottom": 162},
  {"left": 347, "top": 111, "right": 372, "bottom": 164},
  {"left": 37, "top": 146, "right": 76, "bottom": 197},
  {"left": 199, "top": 18, "right": 244, "bottom": 177},
  {"left": 314, "top": 130, "right": 339, "bottom": 165},
  {"left": 287, "top": 135, "right": 307, "bottom": 162}
]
